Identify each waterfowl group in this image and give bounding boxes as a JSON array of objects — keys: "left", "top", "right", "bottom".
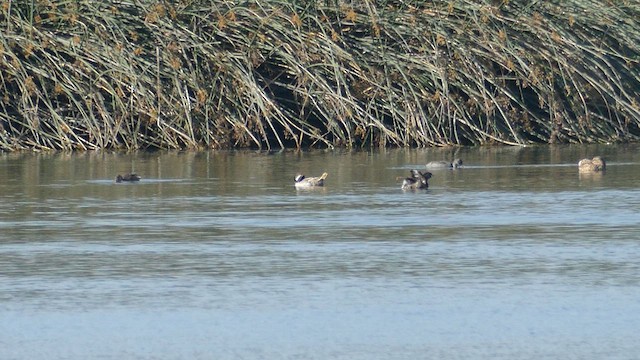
[
  {"left": 112, "top": 154, "right": 609, "bottom": 189},
  {"left": 426, "top": 158, "right": 463, "bottom": 169},
  {"left": 401, "top": 169, "right": 432, "bottom": 190},
  {"left": 294, "top": 172, "right": 328, "bottom": 188},
  {"left": 578, "top": 156, "right": 606, "bottom": 173},
  {"left": 115, "top": 173, "right": 141, "bottom": 183}
]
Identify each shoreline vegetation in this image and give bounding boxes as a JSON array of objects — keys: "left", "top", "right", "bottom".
[{"left": 0, "top": 1, "right": 639, "bottom": 151}]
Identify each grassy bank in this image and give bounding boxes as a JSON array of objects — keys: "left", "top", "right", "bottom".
[{"left": 1, "top": 0, "right": 639, "bottom": 150}]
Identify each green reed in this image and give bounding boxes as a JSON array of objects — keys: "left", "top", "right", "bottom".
[{"left": 0, "top": 0, "right": 638, "bottom": 151}]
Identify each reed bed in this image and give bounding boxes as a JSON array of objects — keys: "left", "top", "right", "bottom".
[{"left": 0, "top": 0, "right": 639, "bottom": 150}]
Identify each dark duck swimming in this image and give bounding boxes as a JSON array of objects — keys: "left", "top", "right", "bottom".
[
  {"left": 115, "top": 173, "right": 141, "bottom": 183},
  {"left": 401, "top": 169, "right": 432, "bottom": 190}
]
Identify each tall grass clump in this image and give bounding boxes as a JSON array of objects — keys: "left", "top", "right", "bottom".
[{"left": 0, "top": 0, "right": 639, "bottom": 150}]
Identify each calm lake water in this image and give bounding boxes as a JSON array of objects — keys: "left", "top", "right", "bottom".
[{"left": 1, "top": 144, "right": 639, "bottom": 359}]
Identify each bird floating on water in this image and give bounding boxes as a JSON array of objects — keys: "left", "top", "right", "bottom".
[
  {"left": 115, "top": 173, "right": 141, "bottom": 183},
  {"left": 401, "top": 169, "right": 432, "bottom": 190},
  {"left": 578, "top": 156, "right": 606, "bottom": 173},
  {"left": 294, "top": 172, "right": 328, "bottom": 188},
  {"left": 426, "top": 158, "right": 463, "bottom": 169}
]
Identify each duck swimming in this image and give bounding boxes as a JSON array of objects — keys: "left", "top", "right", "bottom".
[
  {"left": 426, "top": 158, "right": 463, "bottom": 169},
  {"left": 578, "top": 156, "right": 606, "bottom": 172},
  {"left": 115, "top": 173, "right": 141, "bottom": 183},
  {"left": 294, "top": 172, "right": 328, "bottom": 188},
  {"left": 401, "top": 169, "right": 432, "bottom": 190}
]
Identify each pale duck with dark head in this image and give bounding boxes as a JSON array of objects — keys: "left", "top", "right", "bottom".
[
  {"left": 426, "top": 158, "right": 463, "bottom": 169},
  {"left": 294, "top": 172, "right": 328, "bottom": 188}
]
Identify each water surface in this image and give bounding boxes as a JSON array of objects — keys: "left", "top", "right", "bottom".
[{"left": 1, "top": 144, "right": 640, "bottom": 359}]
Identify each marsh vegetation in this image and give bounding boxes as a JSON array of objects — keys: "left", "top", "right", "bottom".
[{"left": 1, "top": 0, "right": 639, "bottom": 150}]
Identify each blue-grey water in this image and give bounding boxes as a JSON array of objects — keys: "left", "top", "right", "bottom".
[{"left": 1, "top": 144, "right": 639, "bottom": 359}]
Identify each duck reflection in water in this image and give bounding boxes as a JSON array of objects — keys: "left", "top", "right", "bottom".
[
  {"left": 401, "top": 169, "right": 432, "bottom": 190},
  {"left": 115, "top": 173, "right": 141, "bottom": 183},
  {"left": 294, "top": 172, "right": 328, "bottom": 188}
]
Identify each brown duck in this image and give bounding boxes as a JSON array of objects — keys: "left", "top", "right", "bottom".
[{"left": 578, "top": 156, "right": 606, "bottom": 173}]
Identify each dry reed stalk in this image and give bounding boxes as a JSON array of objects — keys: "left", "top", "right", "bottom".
[{"left": 0, "top": 0, "right": 638, "bottom": 151}]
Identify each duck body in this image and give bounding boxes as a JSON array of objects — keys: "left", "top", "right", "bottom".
[
  {"left": 426, "top": 158, "right": 463, "bottom": 169},
  {"left": 401, "top": 169, "right": 432, "bottom": 190},
  {"left": 294, "top": 172, "right": 328, "bottom": 188},
  {"left": 115, "top": 173, "right": 141, "bottom": 183},
  {"left": 578, "top": 156, "right": 606, "bottom": 172}
]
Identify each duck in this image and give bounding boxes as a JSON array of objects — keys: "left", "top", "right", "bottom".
[
  {"left": 401, "top": 169, "right": 432, "bottom": 190},
  {"left": 578, "top": 156, "right": 606, "bottom": 172},
  {"left": 294, "top": 172, "right": 328, "bottom": 188},
  {"left": 426, "top": 158, "right": 463, "bottom": 169},
  {"left": 115, "top": 173, "right": 141, "bottom": 183}
]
